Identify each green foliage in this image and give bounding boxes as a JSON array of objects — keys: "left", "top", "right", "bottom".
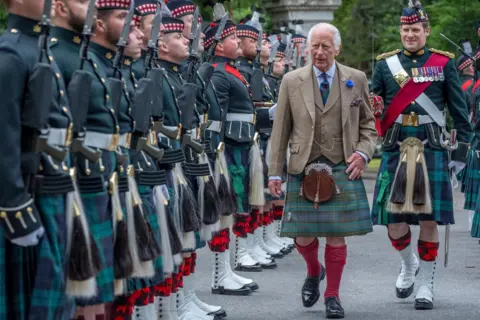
[
  {"left": 332, "top": 0, "right": 480, "bottom": 76},
  {"left": 0, "top": 5, "right": 7, "bottom": 33}
]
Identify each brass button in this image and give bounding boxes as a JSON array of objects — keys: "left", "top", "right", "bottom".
[
  {"left": 62, "top": 164, "right": 69, "bottom": 172},
  {"left": 49, "top": 56, "right": 54, "bottom": 62},
  {"left": 100, "top": 165, "right": 105, "bottom": 173},
  {"left": 60, "top": 90, "right": 64, "bottom": 96},
  {"left": 411, "top": 101, "right": 415, "bottom": 105},
  {"left": 27, "top": 207, "right": 32, "bottom": 214},
  {"left": 110, "top": 108, "right": 115, "bottom": 113},
  {"left": 56, "top": 73, "right": 61, "bottom": 79},
  {"left": 62, "top": 106, "right": 68, "bottom": 113},
  {"left": 134, "top": 84, "right": 138, "bottom": 88},
  {"left": 94, "top": 63, "right": 98, "bottom": 69},
  {"left": 413, "top": 60, "right": 417, "bottom": 63},
  {"left": 106, "top": 94, "right": 110, "bottom": 101},
  {"left": 10, "top": 28, "right": 18, "bottom": 33},
  {"left": 101, "top": 78, "right": 106, "bottom": 84}
]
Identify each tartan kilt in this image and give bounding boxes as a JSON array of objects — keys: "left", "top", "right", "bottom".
[
  {"left": 471, "top": 210, "right": 480, "bottom": 238},
  {"left": 462, "top": 148, "right": 480, "bottom": 211},
  {"left": 224, "top": 143, "right": 251, "bottom": 214},
  {"left": 371, "top": 126, "right": 454, "bottom": 226},
  {"left": 127, "top": 186, "right": 164, "bottom": 292},
  {"left": 76, "top": 190, "right": 114, "bottom": 306},
  {"left": 280, "top": 162, "right": 373, "bottom": 238},
  {"left": 1, "top": 194, "right": 73, "bottom": 320}
]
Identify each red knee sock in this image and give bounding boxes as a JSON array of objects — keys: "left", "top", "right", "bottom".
[
  {"left": 324, "top": 245, "right": 347, "bottom": 300},
  {"left": 417, "top": 240, "right": 439, "bottom": 261},
  {"left": 389, "top": 228, "right": 411, "bottom": 251},
  {"left": 295, "top": 238, "right": 322, "bottom": 277}
]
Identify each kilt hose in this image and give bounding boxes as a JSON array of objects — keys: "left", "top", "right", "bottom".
[
  {"left": 281, "top": 162, "right": 373, "bottom": 238},
  {"left": 126, "top": 186, "right": 164, "bottom": 292},
  {"left": 224, "top": 143, "right": 251, "bottom": 214},
  {"left": 1, "top": 194, "right": 74, "bottom": 320},
  {"left": 372, "top": 125, "right": 454, "bottom": 226}
]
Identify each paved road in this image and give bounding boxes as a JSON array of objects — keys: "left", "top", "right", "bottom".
[{"left": 193, "top": 179, "right": 480, "bottom": 320}]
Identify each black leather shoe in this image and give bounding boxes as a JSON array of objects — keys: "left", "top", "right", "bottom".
[
  {"left": 211, "top": 286, "right": 252, "bottom": 296},
  {"left": 301, "top": 266, "right": 326, "bottom": 308},
  {"left": 271, "top": 252, "right": 284, "bottom": 258},
  {"left": 325, "top": 297, "right": 345, "bottom": 319},
  {"left": 235, "top": 263, "right": 263, "bottom": 272},
  {"left": 260, "top": 260, "right": 277, "bottom": 269},
  {"left": 414, "top": 298, "right": 434, "bottom": 310},
  {"left": 244, "top": 282, "right": 259, "bottom": 291},
  {"left": 209, "top": 308, "right": 227, "bottom": 319}
]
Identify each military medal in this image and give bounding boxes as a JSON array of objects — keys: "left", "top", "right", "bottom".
[
  {"left": 418, "top": 67, "right": 425, "bottom": 82},
  {"left": 438, "top": 66, "right": 445, "bottom": 81},
  {"left": 427, "top": 67, "right": 434, "bottom": 82},
  {"left": 412, "top": 68, "right": 419, "bottom": 83},
  {"left": 433, "top": 66, "right": 439, "bottom": 81}
]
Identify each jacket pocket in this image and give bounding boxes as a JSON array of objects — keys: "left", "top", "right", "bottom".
[{"left": 382, "top": 123, "right": 400, "bottom": 151}]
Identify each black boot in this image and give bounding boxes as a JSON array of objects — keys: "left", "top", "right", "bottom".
[
  {"left": 301, "top": 266, "right": 326, "bottom": 308},
  {"left": 325, "top": 297, "right": 345, "bottom": 319}
]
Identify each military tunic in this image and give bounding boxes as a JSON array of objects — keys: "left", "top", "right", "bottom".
[
  {"left": 208, "top": 56, "right": 255, "bottom": 214},
  {"left": 0, "top": 15, "right": 75, "bottom": 319},
  {"left": 265, "top": 73, "right": 282, "bottom": 102},
  {"left": 371, "top": 47, "right": 471, "bottom": 226},
  {"left": 53, "top": 34, "right": 119, "bottom": 305}
]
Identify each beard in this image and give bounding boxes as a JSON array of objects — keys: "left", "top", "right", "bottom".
[
  {"left": 68, "top": 11, "right": 85, "bottom": 34},
  {"left": 106, "top": 26, "right": 121, "bottom": 48}
]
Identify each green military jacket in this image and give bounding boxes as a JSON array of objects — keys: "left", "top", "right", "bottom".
[
  {"left": 0, "top": 15, "right": 72, "bottom": 209},
  {"left": 236, "top": 56, "right": 274, "bottom": 102},
  {"left": 472, "top": 81, "right": 480, "bottom": 149},
  {"left": 373, "top": 47, "right": 472, "bottom": 161},
  {"left": 265, "top": 73, "right": 282, "bottom": 102},
  {"left": 460, "top": 74, "right": 474, "bottom": 109}
]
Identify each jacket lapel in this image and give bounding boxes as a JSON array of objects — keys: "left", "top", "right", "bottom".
[
  {"left": 337, "top": 63, "right": 353, "bottom": 127},
  {"left": 298, "top": 65, "right": 316, "bottom": 122}
]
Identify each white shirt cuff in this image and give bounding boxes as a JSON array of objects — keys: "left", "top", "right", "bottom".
[
  {"left": 355, "top": 151, "right": 369, "bottom": 164},
  {"left": 269, "top": 176, "right": 282, "bottom": 181}
]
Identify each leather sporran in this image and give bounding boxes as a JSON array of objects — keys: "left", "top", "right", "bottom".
[{"left": 300, "top": 163, "right": 340, "bottom": 209}]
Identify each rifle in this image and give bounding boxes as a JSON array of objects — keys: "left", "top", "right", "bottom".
[
  {"left": 250, "top": 13, "right": 264, "bottom": 101},
  {"left": 291, "top": 45, "right": 298, "bottom": 70},
  {"left": 24, "top": 0, "right": 66, "bottom": 162},
  {"left": 189, "top": 7, "right": 200, "bottom": 48},
  {"left": 283, "top": 42, "right": 293, "bottom": 74},
  {"left": 299, "top": 40, "right": 307, "bottom": 67},
  {"left": 267, "top": 41, "right": 279, "bottom": 75},
  {"left": 68, "top": 0, "right": 102, "bottom": 163}
]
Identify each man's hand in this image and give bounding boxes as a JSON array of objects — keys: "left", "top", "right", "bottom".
[
  {"left": 346, "top": 153, "right": 366, "bottom": 180},
  {"left": 268, "top": 179, "right": 282, "bottom": 198}
]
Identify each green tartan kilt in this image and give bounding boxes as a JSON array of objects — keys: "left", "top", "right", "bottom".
[
  {"left": 371, "top": 126, "right": 454, "bottom": 226},
  {"left": 462, "top": 148, "right": 480, "bottom": 211},
  {"left": 225, "top": 143, "right": 251, "bottom": 214},
  {"left": 471, "top": 210, "right": 480, "bottom": 238},
  {"left": 281, "top": 162, "right": 373, "bottom": 238},
  {"left": 127, "top": 186, "right": 164, "bottom": 292},
  {"left": 76, "top": 190, "right": 114, "bottom": 306},
  {"left": 1, "top": 194, "right": 74, "bottom": 320}
]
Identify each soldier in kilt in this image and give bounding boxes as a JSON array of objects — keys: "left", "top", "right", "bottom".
[
  {"left": 202, "top": 16, "right": 259, "bottom": 298},
  {"left": 268, "top": 23, "right": 377, "bottom": 319},
  {"left": 263, "top": 40, "right": 296, "bottom": 254},
  {"left": 235, "top": 19, "right": 277, "bottom": 270},
  {"left": 371, "top": 1, "right": 471, "bottom": 311},
  {"left": 0, "top": 0, "right": 80, "bottom": 318}
]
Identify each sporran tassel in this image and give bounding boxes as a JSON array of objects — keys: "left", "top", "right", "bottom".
[
  {"left": 215, "top": 149, "right": 237, "bottom": 215},
  {"left": 413, "top": 154, "right": 426, "bottom": 205},
  {"left": 249, "top": 138, "right": 266, "bottom": 206},
  {"left": 390, "top": 153, "right": 408, "bottom": 204}
]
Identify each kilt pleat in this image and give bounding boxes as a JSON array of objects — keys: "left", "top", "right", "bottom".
[
  {"left": 3, "top": 194, "right": 73, "bottom": 320},
  {"left": 76, "top": 191, "right": 115, "bottom": 306},
  {"left": 371, "top": 126, "right": 454, "bottom": 225},
  {"left": 462, "top": 148, "right": 480, "bottom": 211},
  {"left": 224, "top": 144, "right": 251, "bottom": 214},
  {"left": 281, "top": 162, "right": 372, "bottom": 238}
]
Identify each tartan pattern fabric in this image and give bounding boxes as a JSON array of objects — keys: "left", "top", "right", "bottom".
[
  {"left": 76, "top": 191, "right": 115, "bottom": 306},
  {"left": 471, "top": 210, "right": 480, "bottom": 238},
  {"left": 281, "top": 162, "right": 373, "bottom": 238},
  {"left": 372, "top": 126, "right": 454, "bottom": 225},
  {"left": 208, "top": 228, "right": 230, "bottom": 252},
  {"left": 204, "top": 25, "right": 236, "bottom": 49},
  {"left": 2, "top": 194, "right": 74, "bottom": 319},
  {"left": 389, "top": 228, "right": 411, "bottom": 251},
  {"left": 462, "top": 148, "right": 480, "bottom": 210},
  {"left": 319, "top": 72, "right": 330, "bottom": 105},
  {"left": 96, "top": 0, "right": 132, "bottom": 10},
  {"left": 417, "top": 240, "right": 439, "bottom": 261},
  {"left": 224, "top": 144, "right": 251, "bottom": 214}
]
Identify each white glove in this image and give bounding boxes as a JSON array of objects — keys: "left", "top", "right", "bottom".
[
  {"left": 11, "top": 226, "right": 45, "bottom": 247},
  {"left": 268, "top": 103, "right": 278, "bottom": 121},
  {"left": 448, "top": 161, "right": 466, "bottom": 174}
]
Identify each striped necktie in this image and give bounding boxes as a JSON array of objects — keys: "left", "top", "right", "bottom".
[{"left": 319, "top": 72, "right": 329, "bottom": 105}]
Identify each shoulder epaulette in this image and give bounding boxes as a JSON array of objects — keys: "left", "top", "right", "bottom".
[
  {"left": 429, "top": 48, "right": 455, "bottom": 59},
  {"left": 376, "top": 49, "right": 401, "bottom": 61}
]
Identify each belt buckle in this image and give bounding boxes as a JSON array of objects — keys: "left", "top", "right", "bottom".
[
  {"left": 109, "top": 134, "right": 120, "bottom": 151},
  {"left": 402, "top": 112, "right": 419, "bottom": 127}
]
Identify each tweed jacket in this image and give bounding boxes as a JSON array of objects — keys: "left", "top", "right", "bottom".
[{"left": 268, "top": 62, "right": 378, "bottom": 176}]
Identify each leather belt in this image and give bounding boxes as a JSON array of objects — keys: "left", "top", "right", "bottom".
[
  {"left": 205, "top": 120, "right": 221, "bottom": 133},
  {"left": 118, "top": 175, "right": 129, "bottom": 193},
  {"left": 118, "top": 133, "right": 132, "bottom": 148},
  {"left": 135, "top": 170, "right": 167, "bottom": 186},
  {"left": 394, "top": 112, "right": 434, "bottom": 127},
  {"left": 226, "top": 113, "right": 254, "bottom": 123},
  {"left": 34, "top": 174, "right": 75, "bottom": 195},
  {"left": 84, "top": 131, "right": 120, "bottom": 151},
  {"left": 182, "top": 163, "right": 210, "bottom": 177},
  {"left": 47, "top": 127, "right": 71, "bottom": 147},
  {"left": 160, "top": 148, "right": 185, "bottom": 165}
]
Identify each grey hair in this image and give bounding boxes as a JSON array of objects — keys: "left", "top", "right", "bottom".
[{"left": 307, "top": 23, "right": 342, "bottom": 50}]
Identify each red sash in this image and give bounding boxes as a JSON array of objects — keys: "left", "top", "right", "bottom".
[
  {"left": 380, "top": 53, "right": 450, "bottom": 135},
  {"left": 462, "top": 79, "right": 474, "bottom": 92},
  {"left": 213, "top": 62, "right": 252, "bottom": 95},
  {"left": 474, "top": 79, "right": 480, "bottom": 93}
]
